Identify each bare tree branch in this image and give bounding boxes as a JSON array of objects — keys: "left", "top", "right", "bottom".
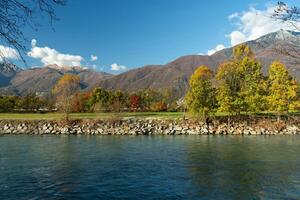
[
  {"left": 269, "top": 2, "right": 300, "bottom": 64},
  {"left": 0, "top": 0, "right": 66, "bottom": 65},
  {"left": 273, "top": 1, "right": 300, "bottom": 31}
]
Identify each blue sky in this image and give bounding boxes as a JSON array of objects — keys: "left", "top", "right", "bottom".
[{"left": 6, "top": 0, "right": 300, "bottom": 73}]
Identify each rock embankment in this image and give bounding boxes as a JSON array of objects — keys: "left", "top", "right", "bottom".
[{"left": 0, "top": 118, "right": 299, "bottom": 135}]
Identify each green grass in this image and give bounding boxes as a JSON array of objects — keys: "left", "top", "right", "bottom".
[
  {"left": 0, "top": 111, "right": 299, "bottom": 121},
  {"left": 0, "top": 112, "right": 185, "bottom": 120}
]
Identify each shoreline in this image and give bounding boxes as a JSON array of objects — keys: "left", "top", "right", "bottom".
[{"left": 0, "top": 118, "right": 299, "bottom": 135}]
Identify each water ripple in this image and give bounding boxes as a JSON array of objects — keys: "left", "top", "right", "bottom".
[{"left": 0, "top": 135, "right": 299, "bottom": 199}]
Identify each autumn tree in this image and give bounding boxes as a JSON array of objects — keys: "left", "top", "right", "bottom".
[
  {"left": 53, "top": 74, "right": 80, "bottom": 120},
  {"left": 72, "top": 91, "right": 91, "bottom": 113},
  {"left": 150, "top": 101, "right": 167, "bottom": 112},
  {"left": 267, "top": 61, "right": 300, "bottom": 120},
  {"left": 216, "top": 61, "right": 244, "bottom": 115},
  {"left": 216, "top": 44, "right": 266, "bottom": 115},
  {"left": 185, "top": 65, "right": 216, "bottom": 119},
  {"left": 130, "top": 94, "right": 141, "bottom": 111},
  {"left": 237, "top": 45, "right": 267, "bottom": 113}
]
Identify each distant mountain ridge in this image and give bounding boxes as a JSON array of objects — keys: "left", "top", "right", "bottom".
[
  {"left": 0, "top": 63, "right": 21, "bottom": 87},
  {"left": 1, "top": 30, "right": 300, "bottom": 97},
  {"left": 99, "top": 30, "right": 300, "bottom": 97},
  {"left": 0, "top": 64, "right": 112, "bottom": 96}
]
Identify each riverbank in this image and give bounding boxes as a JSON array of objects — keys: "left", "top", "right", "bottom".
[
  {"left": 0, "top": 117, "right": 299, "bottom": 135},
  {"left": 0, "top": 112, "right": 184, "bottom": 120}
]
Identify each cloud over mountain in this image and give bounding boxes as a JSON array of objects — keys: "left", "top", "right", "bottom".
[
  {"left": 111, "top": 63, "right": 127, "bottom": 71},
  {"left": 228, "top": 5, "right": 300, "bottom": 46},
  {"left": 0, "top": 45, "right": 19, "bottom": 61},
  {"left": 205, "top": 4, "right": 300, "bottom": 56},
  {"left": 27, "top": 39, "right": 84, "bottom": 66},
  {"left": 207, "top": 44, "right": 226, "bottom": 55}
]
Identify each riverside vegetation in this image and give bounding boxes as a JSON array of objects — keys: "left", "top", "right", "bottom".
[{"left": 1, "top": 44, "right": 300, "bottom": 135}]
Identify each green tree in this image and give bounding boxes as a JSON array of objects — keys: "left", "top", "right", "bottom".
[
  {"left": 267, "top": 61, "right": 300, "bottom": 120},
  {"left": 0, "top": 96, "right": 19, "bottom": 112},
  {"left": 17, "top": 93, "right": 49, "bottom": 112},
  {"left": 111, "top": 90, "right": 127, "bottom": 112},
  {"left": 185, "top": 65, "right": 216, "bottom": 119},
  {"left": 89, "top": 87, "right": 113, "bottom": 112}
]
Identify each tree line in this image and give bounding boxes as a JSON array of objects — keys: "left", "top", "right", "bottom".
[
  {"left": 185, "top": 44, "right": 300, "bottom": 121},
  {"left": 1, "top": 44, "right": 299, "bottom": 122},
  {"left": 0, "top": 74, "right": 180, "bottom": 117},
  {"left": 52, "top": 76, "right": 179, "bottom": 120},
  {"left": 0, "top": 94, "right": 52, "bottom": 113}
]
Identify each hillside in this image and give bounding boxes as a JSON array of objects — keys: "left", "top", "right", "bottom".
[
  {"left": 99, "top": 30, "right": 300, "bottom": 97},
  {"left": 0, "top": 64, "right": 112, "bottom": 96},
  {"left": 1, "top": 30, "right": 300, "bottom": 98}
]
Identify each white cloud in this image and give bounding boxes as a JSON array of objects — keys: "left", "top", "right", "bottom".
[
  {"left": 0, "top": 45, "right": 19, "bottom": 61},
  {"left": 228, "top": 12, "right": 239, "bottom": 20},
  {"left": 111, "top": 63, "right": 127, "bottom": 71},
  {"left": 90, "top": 54, "right": 98, "bottom": 61},
  {"left": 229, "top": 31, "right": 247, "bottom": 46},
  {"left": 27, "top": 39, "right": 84, "bottom": 66},
  {"left": 207, "top": 44, "right": 226, "bottom": 55},
  {"left": 228, "top": 5, "right": 300, "bottom": 46},
  {"left": 31, "top": 39, "right": 37, "bottom": 47}
]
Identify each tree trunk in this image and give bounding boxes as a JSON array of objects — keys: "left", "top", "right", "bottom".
[
  {"left": 227, "top": 116, "right": 231, "bottom": 133},
  {"left": 64, "top": 111, "right": 69, "bottom": 121},
  {"left": 205, "top": 116, "right": 209, "bottom": 127}
]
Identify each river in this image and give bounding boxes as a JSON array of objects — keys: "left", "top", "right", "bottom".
[{"left": 0, "top": 135, "right": 299, "bottom": 199}]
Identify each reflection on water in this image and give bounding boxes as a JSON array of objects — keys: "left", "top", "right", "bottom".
[
  {"left": 0, "top": 135, "right": 299, "bottom": 199},
  {"left": 187, "top": 136, "right": 300, "bottom": 199}
]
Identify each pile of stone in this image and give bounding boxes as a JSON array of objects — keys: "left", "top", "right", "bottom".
[{"left": 0, "top": 119, "right": 299, "bottom": 135}]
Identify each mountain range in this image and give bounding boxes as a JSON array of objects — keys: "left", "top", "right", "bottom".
[
  {"left": 0, "top": 64, "right": 112, "bottom": 96},
  {"left": 1, "top": 30, "right": 300, "bottom": 98}
]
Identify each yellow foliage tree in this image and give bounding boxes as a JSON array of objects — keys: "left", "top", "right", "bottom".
[
  {"left": 185, "top": 65, "right": 216, "bottom": 119},
  {"left": 267, "top": 61, "right": 300, "bottom": 120},
  {"left": 53, "top": 74, "right": 80, "bottom": 120},
  {"left": 216, "top": 61, "right": 243, "bottom": 115},
  {"left": 216, "top": 44, "right": 266, "bottom": 115}
]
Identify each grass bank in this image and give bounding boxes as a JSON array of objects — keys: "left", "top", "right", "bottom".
[
  {"left": 0, "top": 112, "right": 299, "bottom": 121},
  {"left": 0, "top": 112, "right": 185, "bottom": 120}
]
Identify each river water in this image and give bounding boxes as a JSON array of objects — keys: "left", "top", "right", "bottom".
[{"left": 0, "top": 135, "right": 299, "bottom": 199}]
